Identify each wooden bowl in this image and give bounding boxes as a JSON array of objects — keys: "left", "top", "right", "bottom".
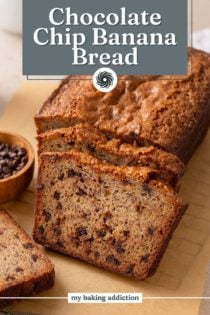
[{"left": 0, "top": 131, "right": 35, "bottom": 204}]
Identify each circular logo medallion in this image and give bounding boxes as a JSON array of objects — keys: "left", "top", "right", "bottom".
[{"left": 93, "top": 68, "right": 118, "bottom": 92}]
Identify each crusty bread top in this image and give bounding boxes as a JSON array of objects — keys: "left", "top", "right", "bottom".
[
  {"left": 37, "top": 123, "right": 106, "bottom": 145},
  {"left": 0, "top": 208, "right": 54, "bottom": 292},
  {"left": 35, "top": 48, "right": 210, "bottom": 158}
]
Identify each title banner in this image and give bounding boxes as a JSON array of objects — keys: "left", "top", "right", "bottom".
[{"left": 23, "top": 0, "right": 188, "bottom": 76}]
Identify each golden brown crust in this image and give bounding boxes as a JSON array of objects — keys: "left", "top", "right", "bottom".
[
  {"left": 39, "top": 151, "right": 160, "bottom": 183},
  {"left": 37, "top": 123, "right": 106, "bottom": 146},
  {"left": 0, "top": 271, "right": 54, "bottom": 308},
  {"left": 37, "top": 124, "right": 185, "bottom": 189},
  {"left": 35, "top": 48, "right": 210, "bottom": 162}
]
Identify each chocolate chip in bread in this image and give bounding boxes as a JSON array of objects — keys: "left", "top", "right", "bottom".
[
  {"left": 37, "top": 124, "right": 185, "bottom": 189},
  {"left": 0, "top": 208, "right": 55, "bottom": 308},
  {"left": 33, "top": 151, "right": 187, "bottom": 280}
]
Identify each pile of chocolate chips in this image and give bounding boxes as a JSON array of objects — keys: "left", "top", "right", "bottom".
[{"left": 0, "top": 142, "right": 28, "bottom": 179}]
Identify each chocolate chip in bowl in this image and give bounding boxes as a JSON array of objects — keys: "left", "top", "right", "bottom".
[
  {"left": 0, "top": 131, "right": 35, "bottom": 204},
  {"left": 0, "top": 142, "right": 28, "bottom": 179}
]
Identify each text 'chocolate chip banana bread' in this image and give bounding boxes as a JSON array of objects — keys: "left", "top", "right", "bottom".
[
  {"left": 0, "top": 209, "right": 54, "bottom": 308},
  {"left": 35, "top": 48, "right": 210, "bottom": 163},
  {"left": 33, "top": 151, "right": 187, "bottom": 280}
]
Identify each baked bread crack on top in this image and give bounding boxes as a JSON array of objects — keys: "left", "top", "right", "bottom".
[
  {"left": 33, "top": 151, "right": 187, "bottom": 280},
  {"left": 35, "top": 48, "right": 210, "bottom": 162},
  {"left": 0, "top": 209, "right": 55, "bottom": 308}
]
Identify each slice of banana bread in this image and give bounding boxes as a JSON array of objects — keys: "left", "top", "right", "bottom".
[
  {"left": 37, "top": 124, "right": 185, "bottom": 189},
  {"left": 0, "top": 209, "right": 55, "bottom": 308},
  {"left": 34, "top": 48, "right": 210, "bottom": 162},
  {"left": 33, "top": 151, "right": 187, "bottom": 280}
]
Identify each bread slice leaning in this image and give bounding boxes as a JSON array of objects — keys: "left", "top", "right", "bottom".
[
  {"left": 37, "top": 124, "right": 185, "bottom": 189},
  {"left": 0, "top": 209, "right": 55, "bottom": 308},
  {"left": 33, "top": 151, "right": 187, "bottom": 280}
]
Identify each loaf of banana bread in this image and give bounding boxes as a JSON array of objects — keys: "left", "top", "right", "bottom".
[
  {"left": 37, "top": 124, "right": 185, "bottom": 188},
  {"left": 35, "top": 48, "right": 210, "bottom": 162},
  {"left": 33, "top": 151, "right": 187, "bottom": 280}
]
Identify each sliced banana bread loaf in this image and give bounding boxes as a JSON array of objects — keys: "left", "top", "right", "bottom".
[
  {"left": 35, "top": 48, "right": 210, "bottom": 162},
  {"left": 37, "top": 124, "right": 185, "bottom": 189},
  {"left": 33, "top": 151, "right": 187, "bottom": 280},
  {"left": 0, "top": 209, "right": 55, "bottom": 308}
]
